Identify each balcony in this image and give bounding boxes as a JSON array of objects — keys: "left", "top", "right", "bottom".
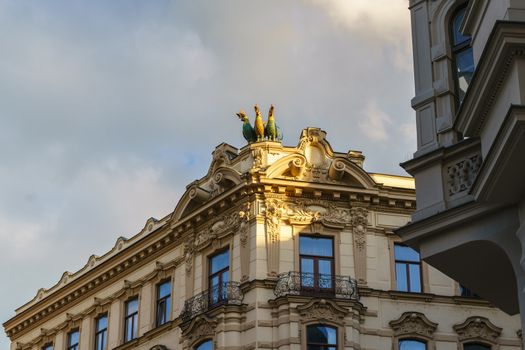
[
  {"left": 274, "top": 271, "right": 359, "bottom": 300},
  {"left": 180, "top": 281, "right": 243, "bottom": 323}
]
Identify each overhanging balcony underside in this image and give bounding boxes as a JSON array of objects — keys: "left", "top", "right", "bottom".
[
  {"left": 181, "top": 282, "right": 243, "bottom": 323},
  {"left": 274, "top": 271, "right": 359, "bottom": 300}
]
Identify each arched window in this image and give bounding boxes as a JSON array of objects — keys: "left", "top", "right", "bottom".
[
  {"left": 464, "top": 343, "right": 491, "bottom": 350},
  {"left": 306, "top": 324, "right": 337, "bottom": 350},
  {"left": 399, "top": 339, "right": 426, "bottom": 350},
  {"left": 195, "top": 340, "right": 213, "bottom": 350},
  {"left": 451, "top": 5, "right": 474, "bottom": 104}
]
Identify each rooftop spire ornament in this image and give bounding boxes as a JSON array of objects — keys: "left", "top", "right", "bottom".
[{"left": 236, "top": 104, "right": 283, "bottom": 144}]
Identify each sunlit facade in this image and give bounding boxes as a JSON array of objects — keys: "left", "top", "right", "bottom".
[{"left": 3, "top": 128, "right": 521, "bottom": 349}]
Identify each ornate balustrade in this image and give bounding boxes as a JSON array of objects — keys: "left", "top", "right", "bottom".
[
  {"left": 274, "top": 271, "right": 359, "bottom": 300},
  {"left": 180, "top": 281, "right": 243, "bottom": 323}
]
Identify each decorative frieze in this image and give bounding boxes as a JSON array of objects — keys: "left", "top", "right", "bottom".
[{"left": 447, "top": 154, "right": 482, "bottom": 196}]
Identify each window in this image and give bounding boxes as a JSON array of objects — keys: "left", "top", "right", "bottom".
[
  {"left": 95, "top": 314, "right": 108, "bottom": 350},
  {"left": 42, "top": 343, "right": 53, "bottom": 350},
  {"left": 451, "top": 5, "right": 474, "bottom": 104},
  {"left": 156, "top": 279, "right": 172, "bottom": 326},
  {"left": 195, "top": 340, "right": 213, "bottom": 350},
  {"left": 299, "top": 235, "right": 334, "bottom": 293},
  {"left": 306, "top": 324, "right": 337, "bottom": 350},
  {"left": 124, "top": 297, "right": 139, "bottom": 342},
  {"left": 394, "top": 244, "right": 422, "bottom": 293},
  {"left": 460, "top": 284, "right": 479, "bottom": 298},
  {"left": 399, "top": 339, "right": 426, "bottom": 350},
  {"left": 464, "top": 343, "right": 490, "bottom": 350},
  {"left": 67, "top": 330, "right": 79, "bottom": 350},
  {"left": 209, "top": 249, "right": 229, "bottom": 305}
]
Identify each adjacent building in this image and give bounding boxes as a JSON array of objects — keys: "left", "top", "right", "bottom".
[
  {"left": 3, "top": 128, "right": 521, "bottom": 349},
  {"left": 397, "top": 0, "right": 525, "bottom": 342}
]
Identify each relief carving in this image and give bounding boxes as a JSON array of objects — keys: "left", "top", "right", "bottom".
[
  {"left": 447, "top": 154, "right": 482, "bottom": 196},
  {"left": 453, "top": 317, "right": 502, "bottom": 344},
  {"left": 350, "top": 207, "right": 368, "bottom": 251},
  {"left": 238, "top": 202, "right": 251, "bottom": 247},
  {"left": 181, "top": 316, "right": 217, "bottom": 347},
  {"left": 297, "top": 299, "right": 348, "bottom": 324},
  {"left": 264, "top": 199, "right": 286, "bottom": 243},
  {"left": 389, "top": 312, "right": 438, "bottom": 338},
  {"left": 184, "top": 239, "right": 195, "bottom": 275}
]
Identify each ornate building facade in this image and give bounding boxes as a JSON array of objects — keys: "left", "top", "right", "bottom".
[
  {"left": 3, "top": 128, "right": 522, "bottom": 349},
  {"left": 396, "top": 0, "right": 525, "bottom": 343}
]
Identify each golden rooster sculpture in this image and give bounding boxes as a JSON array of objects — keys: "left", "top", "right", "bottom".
[
  {"left": 254, "top": 104, "right": 265, "bottom": 142},
  {"left": 236, "top": 104, "right": 283, "bottom": 144}
]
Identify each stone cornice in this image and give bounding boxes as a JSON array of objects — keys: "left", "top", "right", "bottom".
[
  {"left": 394, "top": 200, "right": 501, "bottom": 247},
  {"left": 456, "top": 21, "right": 525, "bottom": 136},
  {"left": 400, "top": 137, "right": 480, "bottom": 175}
]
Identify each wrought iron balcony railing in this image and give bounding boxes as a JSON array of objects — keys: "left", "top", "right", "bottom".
[
  {"left": 181, "top": 281, "right": 243, "bottom": 323},
  {"left": 274, "top": 271, "right": 359, "bottom": 300}
]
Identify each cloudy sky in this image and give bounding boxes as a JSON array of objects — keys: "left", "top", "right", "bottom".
[{"left": 0, "top": 0, "right": 414, "bottom": 347}]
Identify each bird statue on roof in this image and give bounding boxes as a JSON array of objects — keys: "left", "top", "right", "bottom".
[
  {"left": 254, "top": 104, "right": 265, "bottom": 142},
  {"left": 265, "top": 104, "right": 279, "bottom": 141},
  {"left": 236, "top": 109, "right": 256, "bottom": 143}
]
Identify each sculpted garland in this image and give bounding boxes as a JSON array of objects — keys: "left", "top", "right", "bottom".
[{"left": 262, "top": 198, "right": 369, "bottom": 242}]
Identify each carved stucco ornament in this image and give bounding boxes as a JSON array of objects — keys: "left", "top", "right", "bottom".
[
  {"left": 194, "top": 208, "right": 248, "bottom": 250},
  {"left": 183, "top": 238, "right": 195, "bottom": 276},
  {"left": 238, "top": 202, "right": 251, "bottom": 247},
  {"left": 264, "top": 199, "right": 287, "bottom": 243},
  {"left": 149, "top": 346, "right": 169, "bottom": 350},
  {"left": 263, "top": 199, "right": 367, "bottom": 239},
  {"left": 350, "top": 207, "right": 368, "bottom": 251},
  {"left": 181, "top": 315, "right": 217, "bottom": 347},
  {"left": 453, "top": 316, "right": 502, "bottom": 344},
  {"left": 296, "top": 298, "right": 348, "bottom": 325},
  {"left": 389, "top": 312, "right": 438, "bottom": 338}
]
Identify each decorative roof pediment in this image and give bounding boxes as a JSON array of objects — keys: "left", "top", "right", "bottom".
[
  {"left": 172, "top": 143, "right": 243, "bottom": 222},
  {"left": 453, "top": 316, "right": 502, "bottom": 344},
  {"left": 389, "top": 312, "right": 438, "bottom": 339},
  {"left": 264, "top": 128, "right": 374, "bottom": 188}
]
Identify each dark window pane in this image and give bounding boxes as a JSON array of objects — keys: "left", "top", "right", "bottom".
[
  {"left": 158, "top": 281, "right": 171, "bottom": 299},
  {"left": 43, "top": 344, "right": 54, "bottom": 350},
  {"left": 394, "top": 244, "right": 420, "bottom": 262},
  {"left": 455, "top": 47, "right": 474, "bottom": 101},
  {"left": 453, "top": 7, "right": 469, "bottom": 45},
  {"left": 409, "top": 264, "right": 422, "bottom": 292},
  {"left": 300, "top": 236, "right": 333, "bottom": 257},
  {"left": 196, "top": 340, "right": 213, "bottom": 350},
  {"left": 400, "top": 339, "right": 426, "bottom": 350},
  {"left": 126, "top": 298, "right": 138, "bottom": 315},
  {"left": 396, "top": 263, "right": 408, "bottom": 292},
  {"left": 211, "top": 250, "right": 229, "bottom": 273},
  {"left": 307, "top": 325, "right": 337, "bottom": 345},
  {"left": 68, "top": 331, "right": 79, "bottom": 346}
]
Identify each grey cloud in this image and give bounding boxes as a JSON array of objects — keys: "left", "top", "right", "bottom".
[{"left": 0, "top": 1, "right": 414, "bottom": 347}]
